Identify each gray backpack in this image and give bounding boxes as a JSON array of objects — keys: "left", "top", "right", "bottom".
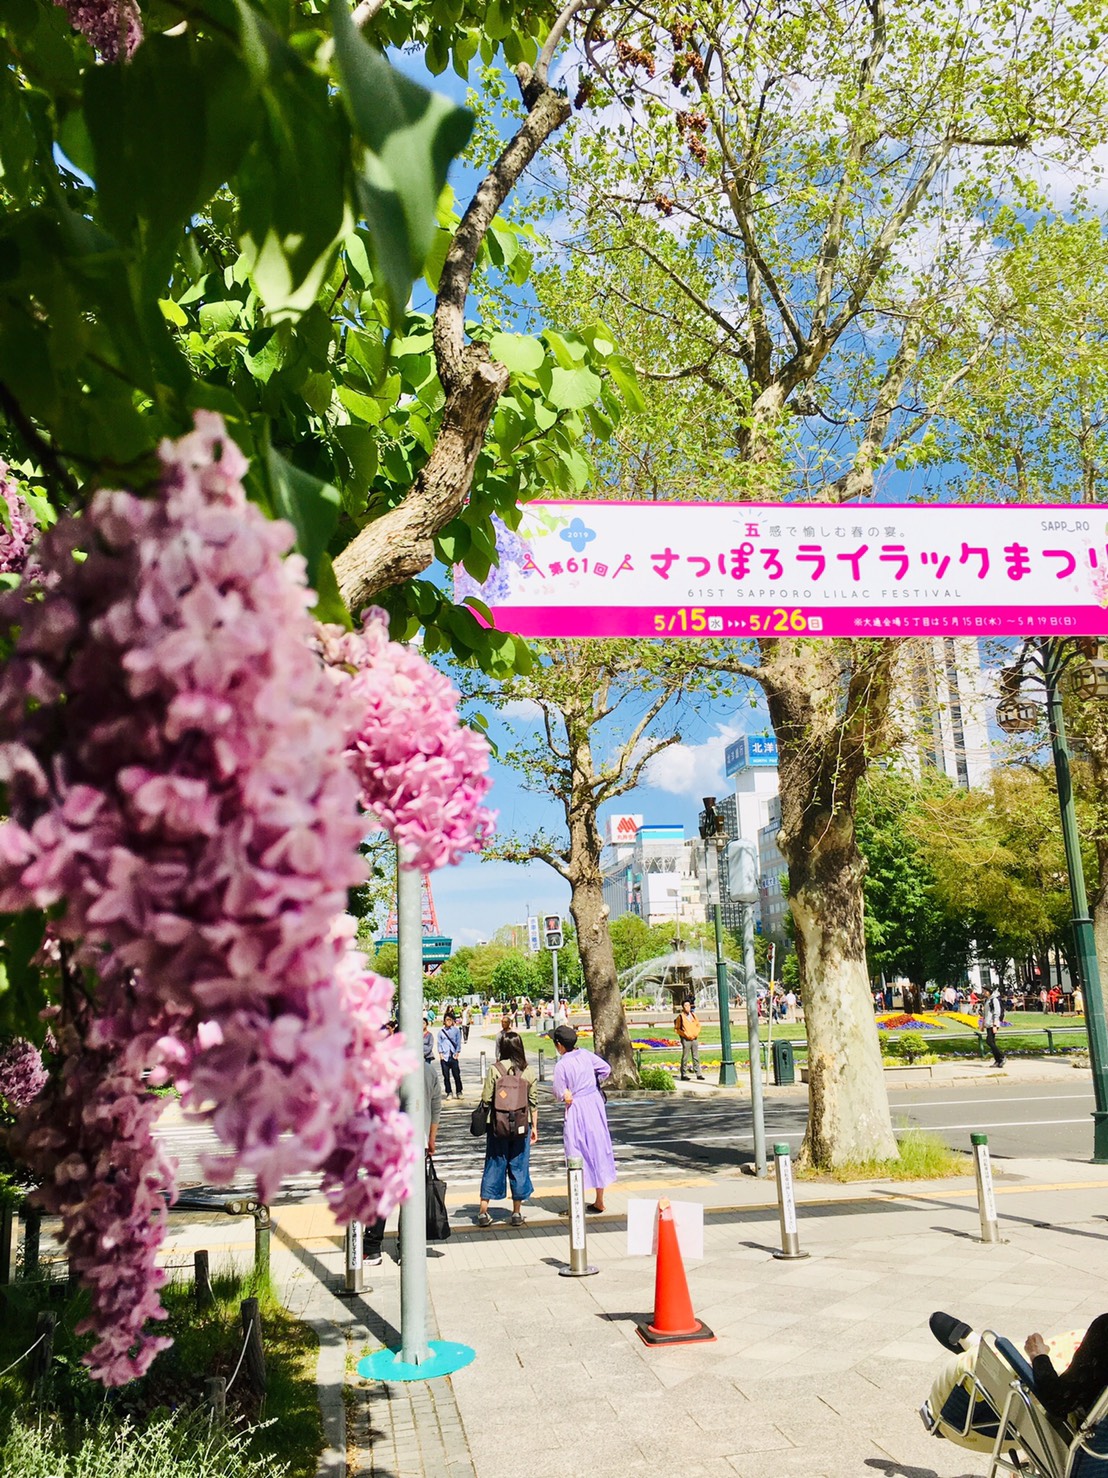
[{"left": 491, "top": 1064, "right": 529, "bottom": 1141}]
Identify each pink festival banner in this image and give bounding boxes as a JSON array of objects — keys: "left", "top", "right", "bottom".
[{"left": 453, "top": 500, "right": 1108, "bottom": 640}]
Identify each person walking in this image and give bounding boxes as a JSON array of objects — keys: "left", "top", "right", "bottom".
[
  {"left": 438, "top": 1009, "right": 463, "bottom": 1097},
  {"left": 476, "top": 1031, "right": 538, "bottom": 1227},
  {"left": 674, "top": 996, "right": 705, "bottom": 1081},
  {"left": 461, "top": 1003, "right": 472, "bottom": 1043},
  {"left": 980, "top": 986, "right": 1005, "bottom": 1068},
  {"left": 551, "top": 1024, "right": 616, "bottom": 1213},
  {"left": 364, "top": 1017, "right": 443, "bottom": 1264}
]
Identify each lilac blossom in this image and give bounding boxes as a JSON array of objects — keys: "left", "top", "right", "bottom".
[
  {"left": 318, "top": 921, "right": 415, "bottom": 1224},
  {"left": 320, "top": 611, "right": 496, "bottom": 871},
  {"left": 11, "top": 1018, "right": 174, "bottom": 1384},
  {"left": 0, "top": 414, "right": 379, "bottom": 1380},
  {"left": 0, "top": 412, "right": 492, "bottom": 1384},
  {"left": 0, "top": 465, "right": 37, "bottom": 578},
  {"left": 55, "top": 0, "right": 142, "bottom": 61},
  {"left": 0, "top": 1036, "right": 47, "bottom": 1110},
  {"left": 453, "top": 515, "right": 528, "bottom": 604}
]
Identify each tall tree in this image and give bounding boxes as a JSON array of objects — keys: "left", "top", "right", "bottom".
[
  {"left": 530, "top": 0, "right": 1108, "bottom": 1164},
  {"left": 856, "top": 767, "right": 979, "bottom": 996},
  {"left": 933, "top": 216, "right": 1108, "bottom": 983}
]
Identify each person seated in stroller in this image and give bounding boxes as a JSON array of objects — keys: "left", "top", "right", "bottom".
[{"left": 924, "top": 1310, "right": 1108, "bottom": 1453}]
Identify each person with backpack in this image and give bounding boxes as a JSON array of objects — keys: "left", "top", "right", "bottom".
[
  {"left": 476, "top": 1030, "right": 538, "bottom": 1228},
  {"left": 979, "top": 987, "right": 1006, "bottom": 1068}
]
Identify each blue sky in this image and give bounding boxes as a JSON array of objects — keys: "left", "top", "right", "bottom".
[{"left": 431, "top": 688, "right": 767, "bottom": 946}]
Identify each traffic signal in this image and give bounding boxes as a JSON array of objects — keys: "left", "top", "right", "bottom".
[{"left": 543, "top": 913, "right": 563, "bottom": 950}]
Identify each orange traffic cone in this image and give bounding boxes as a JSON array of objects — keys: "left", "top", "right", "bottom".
[{"left": 636, "top": 1198, "right": 715, "bottom": 1346}]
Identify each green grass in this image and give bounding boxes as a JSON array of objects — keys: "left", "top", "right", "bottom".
[
  {"left": 0, "top": 1265, "right": 321, "bottom": 1478},
  {"left": 797, "top": 1128, "right": 969, "bottom": 1183},
  {"left": 508, "top": 1010, "right": 1088, "bottom": 1067},
  {"left": 0, "top": 1409, "right": 283, "bottom": 1477}
]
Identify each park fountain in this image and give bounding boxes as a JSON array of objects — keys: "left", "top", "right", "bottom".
[{"left": 618, "top": 935, "right": 762, "bottom": 1011}]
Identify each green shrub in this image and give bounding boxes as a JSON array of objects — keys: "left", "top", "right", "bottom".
[
  {"left": 638, "top": 1065, "right": 676, "bottom": 1092},
  {"left": 888, "top": 1031, "right": 928, "bottom": 1064},
  {"left": 0, "top": 1410, "right": 289, "bottom": 1478}
]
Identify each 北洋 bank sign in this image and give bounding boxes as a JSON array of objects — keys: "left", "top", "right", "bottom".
[
  {"left": 725, "top": 736, "right": 778, "bottom": 775},
  {"left": 453, "top": 501, "right": 1108, "bottom": 639}
]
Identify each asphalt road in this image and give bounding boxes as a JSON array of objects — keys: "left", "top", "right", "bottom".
[{"left": 157, "top": 1074, "right": 1099, "bottom": 1201}]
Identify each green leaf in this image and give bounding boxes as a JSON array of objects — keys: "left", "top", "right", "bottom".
[
  {"left": 198, "top": 299, "right": 241, "bottom": 334},
  {"left": 0, "top": 909, "right": 47, "bottom": 1041},
  {"left": 235, "top": 39, "right": 350, "bottom": 320},
  {"left": 309, "top": 554, "right": 352, "bottom": 626},
  {"left": 606, "top": 352, "right": 646, "bottom": 414},
  {"left": 335, "top": 423, "right": 378, "bottom": 483},
  {"left": 83, "top": 33, "right": 255, "bottom": 276},
  {"left": 488, "top": 332, "right": 546, "bottom": 375},
  {"left": 265, "top": 443, "right": 341, "bottom": 587},
  {"left": 547, "top": 364, "right": 602, "bottom": 411},
  {"left": 330, "top": 0, "right": 474, "bottom": 318}
]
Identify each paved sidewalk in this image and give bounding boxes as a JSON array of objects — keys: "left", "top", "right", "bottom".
[{"left": 143, "top": 1135, "right": 1108, "bottom": 1478}]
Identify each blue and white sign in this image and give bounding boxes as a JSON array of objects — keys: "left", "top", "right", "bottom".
[{"left": 724, "top": 735, "right": 778, "bottom": 776}]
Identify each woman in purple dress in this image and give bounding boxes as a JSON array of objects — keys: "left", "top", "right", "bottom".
[{"left": 551, "top": 1025, "right": 616, "bottom": 1212}]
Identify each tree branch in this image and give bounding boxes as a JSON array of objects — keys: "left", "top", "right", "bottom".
[
  {"left": 825, "top": 312, "right": 922, "bottom": 501},
  {"left": 813, "top": 0, "right": 887, "bottom": 329},
  {"left": 334, "top": 42, "right": 575, "bottom": 610}
]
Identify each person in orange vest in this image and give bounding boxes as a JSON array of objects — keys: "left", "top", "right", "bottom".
[{"left": 675, "top": 996, "right": 705, "bottom": 1081}]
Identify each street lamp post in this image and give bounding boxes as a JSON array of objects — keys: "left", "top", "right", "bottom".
[
  {"left": 995, "top": 639, "right": 1108, "bottom": 1162},
  {"left": 700, "top": 797, "right": 738, "bottom": 1087}
]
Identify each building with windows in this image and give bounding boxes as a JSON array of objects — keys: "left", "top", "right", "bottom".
[
  {"left": 901, "top": 637, "right": 992, "bottom": 788},
  {"left": 757, "top": 795, "right": 790, "bottom": 943},
  {"left": 601, "top": 819, "right": 705, "bottom": 928}
]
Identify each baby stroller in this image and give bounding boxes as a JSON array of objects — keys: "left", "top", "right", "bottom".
[{"left": 921, "top": 1329, "right": 1108, "bottom": 1476}]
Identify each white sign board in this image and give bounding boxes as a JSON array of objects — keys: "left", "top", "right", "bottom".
[{"left": 626, "top": 1199, "right": 705, "bottom": 1260}]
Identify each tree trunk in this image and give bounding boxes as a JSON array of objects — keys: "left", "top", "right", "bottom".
[
  {"left": 569, "top": 870, "right": 638, "bottom": 1088},
  {"left": 788, "top": 809, "right": 899, "bottom": 1165},
  {"left": 762, "top": 638, "right": 900, "bottom": 1169}
]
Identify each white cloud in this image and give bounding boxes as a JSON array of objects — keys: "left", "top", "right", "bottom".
[
  {"left": 501, "top": 699, "right": 543, "bottom": 723},
  {"left": 643, "top": 721, "right": 747, "bottom": 798}
]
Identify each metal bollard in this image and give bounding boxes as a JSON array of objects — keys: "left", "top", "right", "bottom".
[
  {"left": 971, "top": 1133, "right": 1004, "bottom": 1243},
  {"left": 559, "top": 1156, "right": 598, "bottom": 1277},
  {"left": 537, "top": 1049, "right": 546, "bottom": 1083},
  {"left": 479, "top": 1049, "right": 488, "bottom": 1081},
  {"left": 771, "top": 1143, "right": 809, "bottom": 1260},
  {"left": 342, "top": 1219, "right": 365, "bottom": 1294}
]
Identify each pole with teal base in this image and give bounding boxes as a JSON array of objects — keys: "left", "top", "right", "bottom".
[{"left": 358, "top": 850, "right": 475, "bottom": 1384}]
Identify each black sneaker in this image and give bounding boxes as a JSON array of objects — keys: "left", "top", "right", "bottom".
[
  {"left": 696, "top": 1074, "right": 706, "bottom": 1081},
  {"left": 929, "top": 1311, "right": 972, "bottom": 1353}
]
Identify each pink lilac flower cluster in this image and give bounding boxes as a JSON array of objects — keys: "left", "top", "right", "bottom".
[
  {"left": 318, "top": 919, "right": 415, "bottom": 1224},
  {"left": 0, "top": 464, "right": 37, "bottom": 577},
  {"left": 11, "top": 1016, "right": 174, "bottom": 1383},
  {"left": 0, "top": 414, "right": 387, "bottom": 1380},
  {"left": 55, "top": 0, "right": 142, "bottom": 61},
  {"left": 0, "top": 1035, "right": 47, "bottom": 1110},
  {"left": 319, "top": 612, "right": 496, "bottom": 871}
]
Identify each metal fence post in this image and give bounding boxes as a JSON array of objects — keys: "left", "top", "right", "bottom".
[
  {"left": 772, "top": 1143, "right": 809, "bottom": 1260},
  {"left": 537, "top": 1049, "right": 546, "bottom": 1083},
  {"left": 559, "top": 1156, "right": 598, "bottom": 1278},
  {"left": 253, "top": 1204, "right": 271, "bottom": 1277},
  {"left": 971, "top": 1132, "right": 1004, "bottom": 1243}
]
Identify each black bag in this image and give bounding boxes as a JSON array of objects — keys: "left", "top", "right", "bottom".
[
  {"left": 425, "top": 1153, "right": 450, "bottom": 1242},
  {"left": 469, "top": 1100, "right": 490, "bottom": 1137}
]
